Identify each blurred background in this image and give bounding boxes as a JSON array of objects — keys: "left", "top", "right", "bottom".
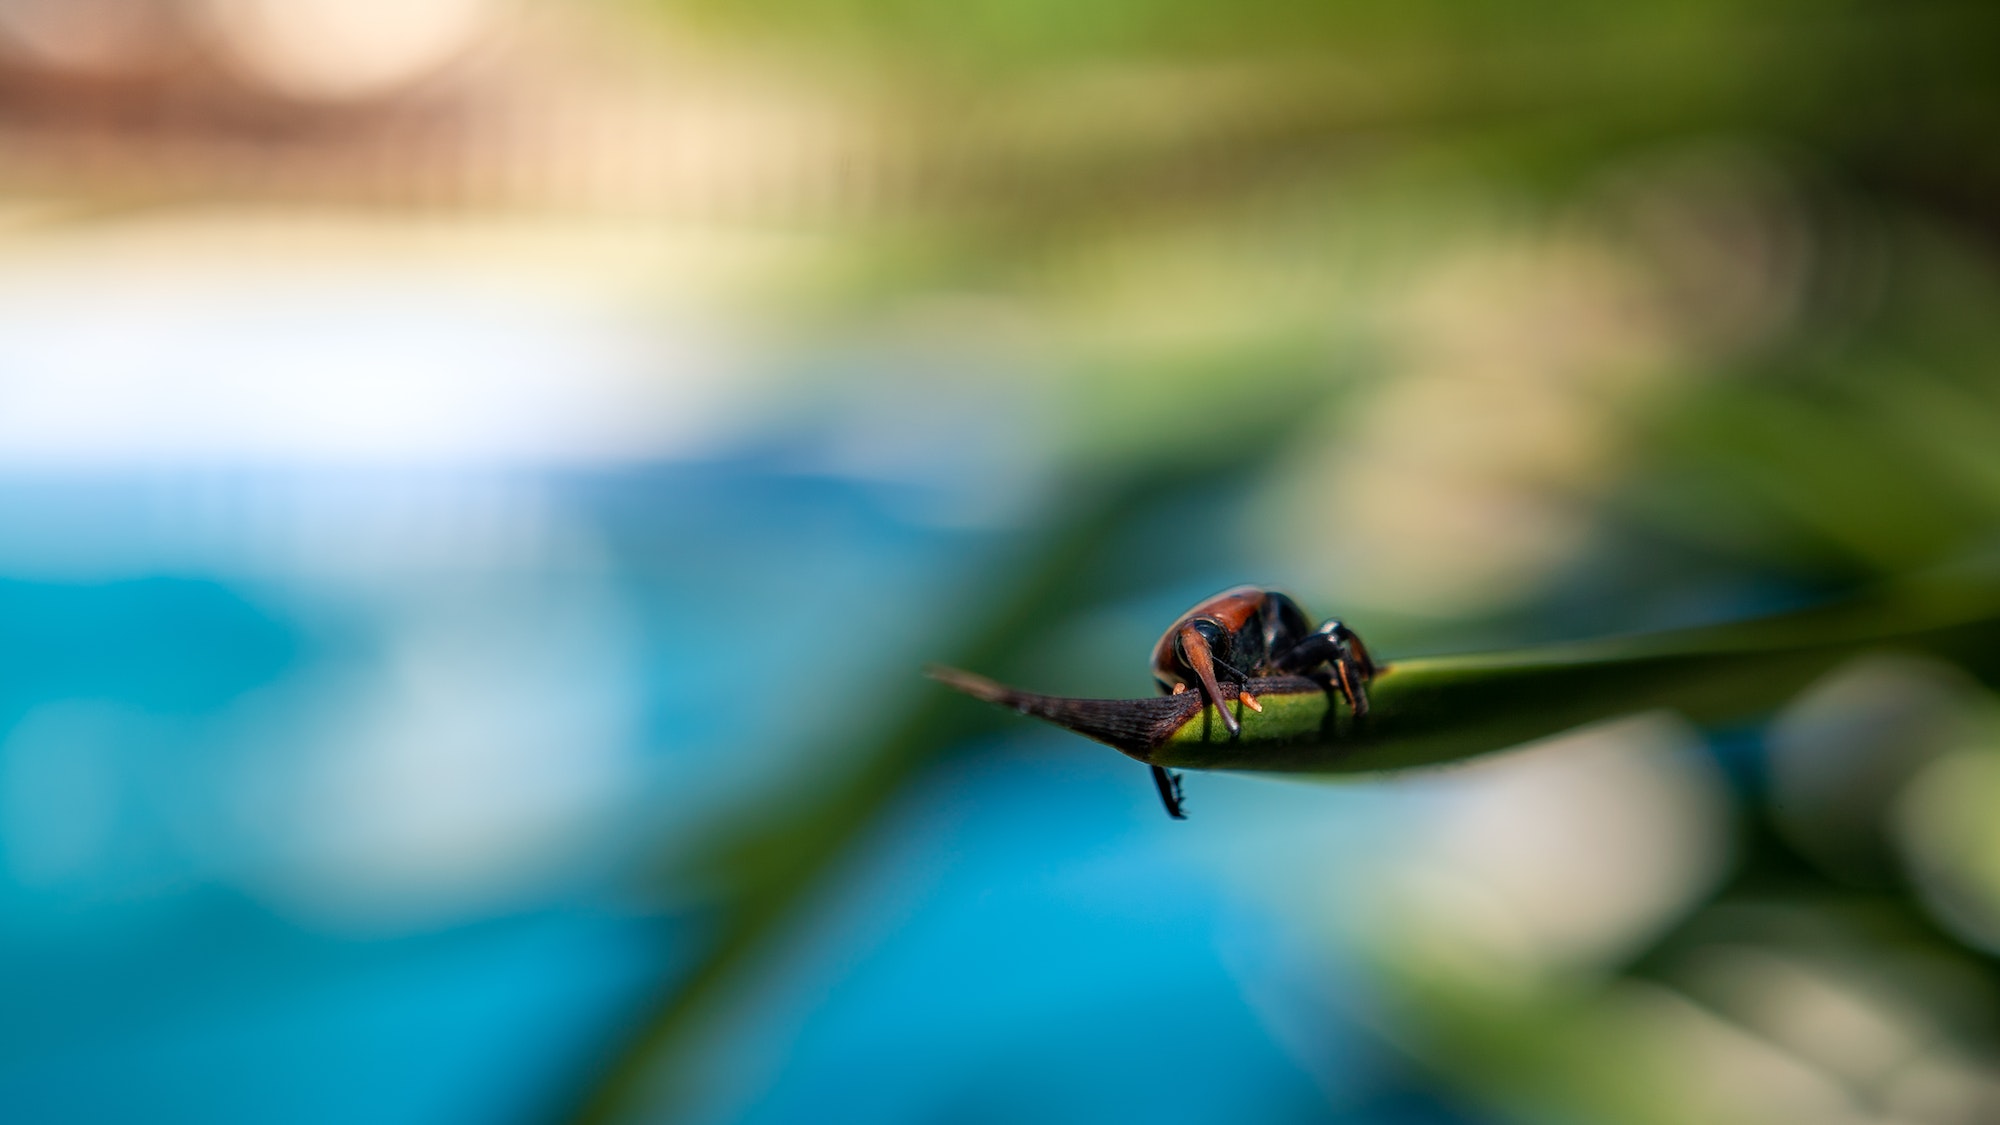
[{"left": 3, "top": 1, "right": 2000, "bottom": 1122}]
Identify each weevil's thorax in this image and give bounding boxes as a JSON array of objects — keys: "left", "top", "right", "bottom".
[{"left": 1149, "top": 585, "right": 1273, "bottom": 690}]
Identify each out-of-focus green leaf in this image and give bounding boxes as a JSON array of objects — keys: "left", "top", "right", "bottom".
[
  {"left": 549, "top": 398, "right": 1332, "bottom": 1125},
  {"left": 937, "top": 576, "right": 2000, "bottom": 773}
]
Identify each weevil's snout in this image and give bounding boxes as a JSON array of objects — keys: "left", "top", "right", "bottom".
[{"left": 1177, "top": 623, "right": 1240, "bottom": 736}]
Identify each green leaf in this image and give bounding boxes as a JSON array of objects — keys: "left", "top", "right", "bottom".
[
  {"left": 548, "top": 421, "right": 1320, "bottom": 1125},
  {"left": 933, "top": 579, "right": 2000, "bottom": 773}
]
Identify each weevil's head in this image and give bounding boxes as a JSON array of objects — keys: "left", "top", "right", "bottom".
[{"left": 1170, "top": 616, "right": 1238, "bottom": 735}]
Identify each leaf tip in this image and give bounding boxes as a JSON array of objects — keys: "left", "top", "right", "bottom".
[{"left": 925, "top": 664, "right": 1016, "bottom": 706}]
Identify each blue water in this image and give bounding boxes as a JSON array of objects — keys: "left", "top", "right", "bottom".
[{"left": 0, "top": 461, "right": 1438, "bottom": 1124}]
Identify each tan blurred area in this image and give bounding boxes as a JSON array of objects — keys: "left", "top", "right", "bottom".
[{"left": 0, "top": 0, "right": 885, "bottom": 218}]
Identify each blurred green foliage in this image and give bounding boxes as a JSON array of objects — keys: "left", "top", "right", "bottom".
[{"left": 570, "top": 0, "right": 2000, "bottom": 1121}]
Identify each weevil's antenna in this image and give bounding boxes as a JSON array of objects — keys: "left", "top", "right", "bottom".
[{"left": 1210, "top": 653, "right": 1263, "bottom": 714}]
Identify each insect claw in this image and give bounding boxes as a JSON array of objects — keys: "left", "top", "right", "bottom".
[
  {"left": 1238, "top": 690, "right": 1263, "bottom": 713},
  {"left": 1334, "top": 661, "right": 1370, "bottom": 717},
  {"left": 1151, "top": 765, "right": 1188, "bottom": 819}
]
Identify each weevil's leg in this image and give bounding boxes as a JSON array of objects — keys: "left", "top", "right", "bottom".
[
  {"left": 1271, "top": 629, "right": 1339, "bottom": 674},
  {"left": 1331, "top": 622, "right": 1377, "bottom": 679},
  {"left": 1274, "top": 620, "right": 1376, "bottom": 716},
  {"left": 1320, "top": 621, "right": 1376, "bottom": 715},
  {"left": 1333, "top": 657, "right": 1370, "bottom": 718},
  {"left": 1150, "top": 679, "right": 1191, "bottom": 816},
  {"left": 1151, "top": 764, "right": 1187, "bottom": 819},
  {"left": 1176, "top": 624, "right": 1241, "bottom": 736}
]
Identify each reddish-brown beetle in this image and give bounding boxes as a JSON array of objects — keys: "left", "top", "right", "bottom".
[{"left": 1147, "top": 586, "right": 1375, "bottom": 818}]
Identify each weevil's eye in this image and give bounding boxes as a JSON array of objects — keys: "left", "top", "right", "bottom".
[{"left": 1176, "top": 617, "right": 1226, "bottom": 663}]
